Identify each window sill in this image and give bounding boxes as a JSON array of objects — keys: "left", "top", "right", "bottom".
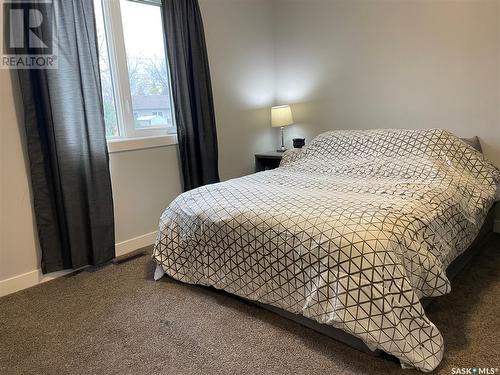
[{"left": 107, "top": 134, "right": 178, "bottom": 154}]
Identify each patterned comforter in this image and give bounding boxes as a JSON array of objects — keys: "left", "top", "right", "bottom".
[{"left": 153, "top": 129, "right": 499, "bottom": 372}]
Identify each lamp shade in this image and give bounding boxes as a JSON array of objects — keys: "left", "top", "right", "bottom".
[{"left": 271, "top": 105, "right": 294, "bottom": 128}]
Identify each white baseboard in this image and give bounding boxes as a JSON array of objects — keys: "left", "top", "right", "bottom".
[
  {"left": 494, "top": 220, "right": 500, "bottom": 234},
  {"left": 115, "top": 231, "right": 157, "bottom": 258},
  {"left": 0, "top": 269, "right": 74, "bottom": 298},
  {"left": 0, "top": 231, "right": 158, "bottom": 298}
]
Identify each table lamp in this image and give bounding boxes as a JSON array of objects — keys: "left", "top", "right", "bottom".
[{"left": 271, "top": 105, "right": 294, "bottom": 152}]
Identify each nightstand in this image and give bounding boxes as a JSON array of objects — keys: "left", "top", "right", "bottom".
[{"left": 255, "top": 151, "right": 283, "bottom": 172}]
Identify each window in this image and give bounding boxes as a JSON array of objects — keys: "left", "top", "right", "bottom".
[{"left": 94, "top": 0, "right": 176, "bottom": 140}]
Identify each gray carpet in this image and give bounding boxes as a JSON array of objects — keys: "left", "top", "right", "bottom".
[{"left": 1, "top": 234, "right": 499, "bottom": 375}]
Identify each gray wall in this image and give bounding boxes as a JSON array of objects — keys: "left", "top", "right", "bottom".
[
  {"left": 274, "top": 0, "right": 500, "bottom": 168},
  {"left": 109, "top": 147, "right": 182, "bottom": 243},
  {"left": 200, "top": 0, "right": 275, "bottom": 179},
  {"left": 0, "top": 69, "right": 41, "bottom": 281}
]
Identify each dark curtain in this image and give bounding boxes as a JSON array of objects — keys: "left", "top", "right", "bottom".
[
  {"left": 15, "top": 0, "right": 115, "bottom": 273},
  {"left": 162, "top": 0, "right": 220, "bottom": 191}
]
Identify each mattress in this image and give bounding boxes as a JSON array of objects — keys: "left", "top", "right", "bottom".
[{"left": 153, "top": 129, "right": 499, "bottom": 372}]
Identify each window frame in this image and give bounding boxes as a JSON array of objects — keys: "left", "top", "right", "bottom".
[{"left": 98, "top": 0, "right": 177, "bottom": 146}]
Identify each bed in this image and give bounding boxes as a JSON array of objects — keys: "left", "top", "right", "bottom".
[{"left": 153, "top": 129, "right": 499, "bottom": 372}]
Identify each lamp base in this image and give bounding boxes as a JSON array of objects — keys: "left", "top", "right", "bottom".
[{"left": 277, "top": 127, "right": 286, "bottom": 153}]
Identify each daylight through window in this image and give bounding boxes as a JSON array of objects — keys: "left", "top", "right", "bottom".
[{"left": 94, "top": 0, "right": 176, "bottom": 139}]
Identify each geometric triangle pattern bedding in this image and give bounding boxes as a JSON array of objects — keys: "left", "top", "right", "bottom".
[{"left": 153, "top": 129, "right": 499, "bottom": 372}]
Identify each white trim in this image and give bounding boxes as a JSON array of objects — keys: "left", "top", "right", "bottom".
[
  {"left": 0, "top": 232, "right": 158, "bottom": 297},
  {"left": 0, "top": 269, "right": 77, "bottom": 298},
  {"left": 107, "top": 134, "right": 178, "bottom": 153},
  {"left": 115, "top": 231, "right": 157, "bottom": 258},
  {"left": 494, "top": 219, "right": 500, "bottom": 234},
  {"left": 101, "top": 0, "right": 128, "bottom": 138},
  {"left": 103, "top": 0, "right": 134, "bottom": 137}
]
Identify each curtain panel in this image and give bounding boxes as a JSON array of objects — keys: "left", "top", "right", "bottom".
[
  {"left": 162, "top": 0, "right": 220, "bottom": 191},
  {"left": 14, "top": 0, "right": 115, "bottom": 273}
]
